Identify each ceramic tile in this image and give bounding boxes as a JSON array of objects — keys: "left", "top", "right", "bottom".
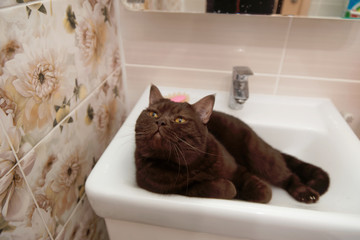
[
  {"left": 125, "top": 65, "right": 277, "bottom": 109},
  {"left": 18, "top": 74, "right": 126, "bottom": 239},
  {"left": 120, "top": 6, "right": 290, "bottom": 74},
  {"left": 0, "top": 0, "right": 125, "bottom": 238},
  {"left": 308, "top": 0, "right": 348, "bottom": 18},
  {"left": 277, "top": 77, "right": 360, "bottom": 138},
  {"left": 56, "top": 197, "right": 109, "bottom": 240},
  {"left": 0, "top": 164, "right": 52, "bottom": 239},
  {"left": 0, "top": 114, "right": 20, "bottom": 179},
  {"left": 0, "top": 122, "right": 50, "bottom": 237},
  {"left": 282, "top": 18, "right": 360, "bottom": 80},
  {"left": 0, "top": 0, "right": 123, "bottom": 158}
]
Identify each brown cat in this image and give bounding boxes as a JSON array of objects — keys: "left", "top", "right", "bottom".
[{"left": 135, "top": 85, "right": 330, "bottom": 203}]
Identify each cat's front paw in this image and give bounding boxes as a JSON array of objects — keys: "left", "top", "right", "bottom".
[
  {"left": 214, "top": 179, "right": 237, "bottom": 199},
  {"left": 187, "top": 179, "right": 237, "bottom": 199},
  {"left": 291, "top": 186, "right": 320, "bottom": 203},
  {"left": 240, "top": 176, "right": 272, "bottom": 203}
]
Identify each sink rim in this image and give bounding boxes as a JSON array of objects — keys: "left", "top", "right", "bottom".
[{"left": 86, "top": 85, "right": 360, "bottom": 240}]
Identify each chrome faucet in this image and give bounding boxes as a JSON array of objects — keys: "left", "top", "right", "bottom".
[{"left": 229, "top": 66, "right": 253, "bottom": 110}]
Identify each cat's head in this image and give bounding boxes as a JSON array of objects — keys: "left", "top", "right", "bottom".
[{"left": 135, "top": 85, "right": 215, "bottom": 165}]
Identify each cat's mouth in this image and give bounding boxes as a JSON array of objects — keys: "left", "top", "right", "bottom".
[
  {"left": 154, "top": 131, "right": 161, "bottom": 138},
  {"left": 152, "top": 128, "right": 171, "bottom": 142},
  {"left": 152, "top": 129, "right": 163, "bottom": 140},
  {"left": 150, "top": 130, "right": 170, "bottom": 149},
  {"left": 151, "top": 127, "right": 175, "bottom": 143}
]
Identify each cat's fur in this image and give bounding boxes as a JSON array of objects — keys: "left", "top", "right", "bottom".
[{"left": 135, "top": 85, "right": 330, "bottom": 203}]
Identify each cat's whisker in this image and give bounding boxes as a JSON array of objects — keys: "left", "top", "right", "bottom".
[
  {"left": 135, "top": 130, "right": 153, "bottom": 136},
  {"left": 168, "top": 141, "right": 173, "bottom": 161},
  {"left": 114, "top": 134, "right": 134, "bottom": 141},
  {"left": 170, "top": 132, "right": 221, "bottom": 157},
  {"left": 173, "top": 143, "right": 189, "bottom": 194},
  {"left": 172, "top": 143, "right": 182, "bottom": 187}
]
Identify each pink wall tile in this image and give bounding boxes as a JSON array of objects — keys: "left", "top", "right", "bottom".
[
  {"left": 120, "top": 7, "right": 290, "bottom": 74},
  {"left": 126, "top": 65, "right": 277, "bottom": 109},
  {"left": 282, "top": 18, "right": 360, "bottom": 80}
]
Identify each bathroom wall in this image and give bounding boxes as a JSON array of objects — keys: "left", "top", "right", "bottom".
[
  {"left": 308, "top": 0, "right": 348, "bottom": 18},
  {"left": 119, "top": 3, "right": 360, "bottom": 139},
  {"left": 0, "top": 0, "right": 126, "bottom": 239}
]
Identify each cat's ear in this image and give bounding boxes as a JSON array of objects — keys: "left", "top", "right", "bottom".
[
  {"left": 192, "top": 95, "right": 215, "bottom": 124},
  {"left": 149, "top": 84, "right": 164, "bottom": 106}
]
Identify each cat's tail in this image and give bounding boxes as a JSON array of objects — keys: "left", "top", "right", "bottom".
[{"left": 282, "top": 153, "right": 330, "bottom": 195}]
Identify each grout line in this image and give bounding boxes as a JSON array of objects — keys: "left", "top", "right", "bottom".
[
  {"left": 114, "top": 0, "right": 130, "bottom": 116},
  {"left": 16, "top": 71, "right": 116, "bottom": 165},
  {"left": 6, "top": 74, "right": 114, "bottom": 239},
  {"left": 126, "top": 63, "right": 360, "bottom": 84},
  {"left": 0, "top": 68, "right": 119, "bottom": 238},
  {"left": 0, "top": 141, "right": 55, "bottom": 240},
  {"left": 0, "top": 119, "right": 19, "bottom": 173},
  {"left": 0, "top": 96, "right": 55, "bottom": 240},
  {"left": 10, "top": 71, "right": 118, "bottom": 239},
  {"left": 278, "top": 74, "right": 360, "bottom": 84},
  {"left": 273, "top": 16, "right": 293, "bottom": 95},
  {"left": 54, "top": 194, "right": 87, "bottom": 240},
  {"left": 254, "top": 72, "right": 277, "bottom": 77},
  {"left": 316, "top": 0, "right": 323, "bottom": 17},
  {"left": 25, "top": 174, "right": 56, "bottom": 240},
  {"left": 0, "top": 112, "right": 55, "bottom": 240},
  {"left": 125, "top": 63, "right": 231, "bottom": 74}
]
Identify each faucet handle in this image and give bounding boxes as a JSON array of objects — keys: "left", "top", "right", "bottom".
[{"left": 232, "top": 66, "right": 253, "bottom": 81}]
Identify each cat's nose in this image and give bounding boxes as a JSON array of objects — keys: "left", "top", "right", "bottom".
[{"left": 156, "top": 120, "right": 166, "bottom": 126}]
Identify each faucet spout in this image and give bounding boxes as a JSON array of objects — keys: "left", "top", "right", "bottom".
[{"left": 229, "top": 66, "right": 253, "bottom": 110}]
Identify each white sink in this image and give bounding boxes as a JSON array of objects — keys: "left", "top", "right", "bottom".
[{"left": 86, "top": 86, "right": 360, "bottom": 240}]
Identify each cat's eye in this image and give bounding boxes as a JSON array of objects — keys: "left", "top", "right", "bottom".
[
  {"left": 148, "top": 111, "right": 159, "bottom": 118},
  {"left": 175, "top": 117, "right": 187, "bottom": 124}
]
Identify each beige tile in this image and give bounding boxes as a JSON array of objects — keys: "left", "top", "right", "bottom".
[
  {"left": 0, "top": 163, "right": 53, "bottom": 239},
  {"left": 277, "top": 77, "right": 360, "bottom": 138},
  {"left": 0, "top": 117, "right": 19, "bottom": 177},
  {"left": 0, "top": 0, "right": 123, "bottom": 159},
  {"left": 126, "top": 65, "right": 277, "bottom": 109},
  {"left": 19, "top": 76, "right": 126, "bottom": 239},
  {"left": 282, "top": 18, "right": 360, "bottom": 80},
  {"left": 56, "top": 196, "right": 109, "bottom": 240},
  {"left": 120, "top": 6, "right": 290, "bottom": 74}
]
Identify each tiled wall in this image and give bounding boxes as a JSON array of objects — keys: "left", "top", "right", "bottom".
[
  {"left": 0, "top": 0, "right": 126, "bottom": 239},
  {"left": 119, "top": 4, "right": 360, "bottom": 138}
]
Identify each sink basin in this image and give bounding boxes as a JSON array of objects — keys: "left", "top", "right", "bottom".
[{"left": 86, "top": 86, "right": 360, "bottom": 240}]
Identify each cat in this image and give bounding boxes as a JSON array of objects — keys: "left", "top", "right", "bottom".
[{"left": 135, "top": 85, "right": 330, "bottom": 203}]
